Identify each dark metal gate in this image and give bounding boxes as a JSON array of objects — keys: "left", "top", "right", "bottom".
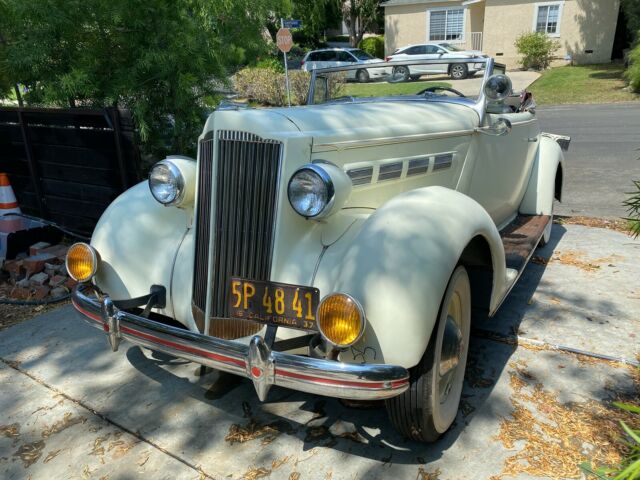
[{"left": 0, "top": 107, "right": 142, "bottom": 236}]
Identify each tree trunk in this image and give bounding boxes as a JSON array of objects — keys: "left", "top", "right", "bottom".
[{"left": 13, "top": 85, "right": 23, "bottom": 107}]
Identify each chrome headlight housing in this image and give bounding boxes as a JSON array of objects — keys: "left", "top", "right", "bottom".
[
  {"left": 287, "top": 164, "right": 335, "bottom": 218},
  {"left": 148, "top": 156, "right": 196, "bottom": 208}
]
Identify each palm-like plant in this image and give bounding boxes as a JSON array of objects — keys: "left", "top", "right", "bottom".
[{"left": 624, "top": 180, "right": 640, "bottom": 238}]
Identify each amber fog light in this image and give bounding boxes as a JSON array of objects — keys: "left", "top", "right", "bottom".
[
  {"left": 65, "top": 243, "right": 99, "bottom": 283},
  {"left": 317, "top": 293, "right": 365, "bottom": 348}
]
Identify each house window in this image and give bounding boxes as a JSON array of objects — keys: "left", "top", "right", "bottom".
[
  {"left": 428, "top": 8, "right": 465, "bottom": 42},
  {"left": 534, "top": 2, "right": 563, "bottom": 36}
]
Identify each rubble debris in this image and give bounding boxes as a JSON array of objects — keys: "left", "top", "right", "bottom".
[{"left": 0, "top": 241, "right": 73, "bottom": 303}]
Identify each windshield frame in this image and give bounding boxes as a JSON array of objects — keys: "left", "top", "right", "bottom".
[{"left": 307, "top": 56, "right": 502, "bottom": 123}]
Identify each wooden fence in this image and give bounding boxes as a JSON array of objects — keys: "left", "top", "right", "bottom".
[{"left": 0, "top": 107, "right": 142, "bottom": 236}]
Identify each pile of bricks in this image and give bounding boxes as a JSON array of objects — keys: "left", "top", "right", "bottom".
[{"left": 1, "top": 242, "right": 76, "bottom": 301}]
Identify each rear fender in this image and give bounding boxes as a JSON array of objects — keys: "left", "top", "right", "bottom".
[
  {"left": 313, "top": 186, "right": 506, "bottom": 368},
  {"left": 519, "top": 135, "right": 564, "bottom": 215}
]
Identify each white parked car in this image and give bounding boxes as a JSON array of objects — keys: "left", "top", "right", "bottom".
[
  {"left": 387, "top": 42, "right": 488, "bottom": 80},
  {"left": 70, "top": 58, "right": 569, "bottom": 442},
  {"left": 301, "top": 47, "right": 390, "bottom": 83}
]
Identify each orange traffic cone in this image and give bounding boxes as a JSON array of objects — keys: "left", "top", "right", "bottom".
[{"left": 0, "top": 173, "right": 23, "bottom": 233}]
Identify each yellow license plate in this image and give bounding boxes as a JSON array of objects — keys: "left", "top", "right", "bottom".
[{"left": 228, "top": 277, "right": 319, "bottom": 331}]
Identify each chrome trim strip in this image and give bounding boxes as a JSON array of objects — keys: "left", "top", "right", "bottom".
[
  {"left": 73, "top": 285, "right": 409, "bottom": 401},
  {"left": 312, "top": 129, "right": 474, "bottom": 153}
]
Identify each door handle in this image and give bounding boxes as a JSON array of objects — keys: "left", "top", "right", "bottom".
[{"left": 527, "top": 137, "right": 538, "bottom": 142}]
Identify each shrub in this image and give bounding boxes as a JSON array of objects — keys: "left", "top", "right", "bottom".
[
  {"left": 254, "top": 57, "right": 285, "bottom": 73},
  {"left": 515, "top": 32, "right": 560, "bottom": 70},
  {"left": 358, "top": 36, "right": 384, "bottom": 59},
  {"left": 625, "top": 42, "right": 640, "bottom": 93},
  {"left": 233, "top": 68, "right": 311, "bottom": 106}
]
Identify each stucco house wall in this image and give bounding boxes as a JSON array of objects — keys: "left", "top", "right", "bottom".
[
  {"left": 385, "top": 1, "right": 475, "bottom": 56},
  {"left": 384, "top": 0, "right": 620, "bottom": 69},
  {"left": 483, "top": 0, "right": 620, "bottom": 68}
]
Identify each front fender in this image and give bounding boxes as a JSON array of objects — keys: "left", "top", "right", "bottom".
[
  {"left": 314, "top": 186, "right": 506, "bottom": 368},
  {"left": 519, "top": 135, "right": 564, "bottom": 215},
  {"left": 91, "top": 182, "right": 193, "bottom": 326}
]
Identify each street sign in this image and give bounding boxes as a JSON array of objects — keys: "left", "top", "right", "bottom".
[
  {"left": 276, "top": 28, "right": 293, "bottom": 53},
  {"left": 283, "top": 19, "right": 302, "bottom": 29}
]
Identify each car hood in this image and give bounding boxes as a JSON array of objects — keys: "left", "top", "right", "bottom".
[{"left": 271, "top": 100, "right": 479, "bottom": 145}]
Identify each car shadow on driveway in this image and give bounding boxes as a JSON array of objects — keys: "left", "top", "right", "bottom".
[{"left": 119, "top": 225, "right": 573, "bottom": 468}]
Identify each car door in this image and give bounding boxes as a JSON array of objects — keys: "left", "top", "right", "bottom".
[
  {"left": 423, "top": 45, "right": 448, "bottom": 73},
  {"left": 404, "top": 45, "right": 428, "bottom": 74},
  {"left": 336, "top": 51, "right": 357, "bottom": 79},
  {"left": 464, "top": 111, "right": 540, "bottom": 227}
]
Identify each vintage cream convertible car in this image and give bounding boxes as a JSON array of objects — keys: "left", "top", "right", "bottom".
[{"left": 69, "top": 58, "right": 568, "bottom": 442}]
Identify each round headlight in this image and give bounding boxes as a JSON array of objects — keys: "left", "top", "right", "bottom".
[
  {"left": 483, "top": 74, "right": 513, "bottom": 101},
  {"left": 317, "top": 293, "right": 365, "bottom": 348},
  {"left": 288, "top": 165, "right": 335, "bottom": 218},
  {"left": 149, "top": 160, "right": 185, "bottom": 206},
  {"left": 66, "top": 242, "right": 99, "bottom": 283}
]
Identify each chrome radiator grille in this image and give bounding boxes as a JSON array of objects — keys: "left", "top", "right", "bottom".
[{"left": 192, "top": 130, "right": 283, "bottom": 337}]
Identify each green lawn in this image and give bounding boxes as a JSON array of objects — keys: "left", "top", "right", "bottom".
[
  {"left": 528, "top": 64, "right": 639, "bottom": 105},
  {"left": 342, "top": 79, "right": 452, "bottom": 98}
]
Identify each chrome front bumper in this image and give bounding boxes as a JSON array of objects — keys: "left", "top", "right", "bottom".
[{"left": 72, "top": 285, "right": 409, "bottom": 401}]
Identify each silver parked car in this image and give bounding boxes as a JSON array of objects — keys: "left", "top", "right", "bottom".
[
  {"left": 301, "top": 48, "right": 391, "bottom": 83},
  {"left": 386, "top": 42, "right": 488, "bottom": 81}
]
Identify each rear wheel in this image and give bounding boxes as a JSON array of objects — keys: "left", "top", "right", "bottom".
[
  {"left": 386, "top": 266, "right": 471, "bottom": 442},
  {"left": 450, "top": 63, "right": 468, "bottom": 80},
  {"left": 391, "top": 65, "right": 410, "bottom": 83},
  {"left": 356, "top": 69, "right": 370, "bottom": 83}
]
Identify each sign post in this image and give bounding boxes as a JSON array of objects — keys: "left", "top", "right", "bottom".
[{"left": 277, "top": 20, "right": 294, "bottom": 107}]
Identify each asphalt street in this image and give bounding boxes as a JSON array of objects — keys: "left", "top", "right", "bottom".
[{"left": 536, "top": 102, "right": 640, "bottom": 219}]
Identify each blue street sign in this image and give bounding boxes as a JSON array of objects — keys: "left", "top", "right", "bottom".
[{"left": 283, "top": 19, "right": 302, "bottom": 28}]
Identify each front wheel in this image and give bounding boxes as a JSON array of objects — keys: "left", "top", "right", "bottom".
[
  {"left": 449, "top": 63, "right": 468, "bottom": 80},
  {"left": 385, "top": 265, "right": 471, "bottom": 442},
  {"left": 356, "top": 69, "right": 370, "bottom": 83}
]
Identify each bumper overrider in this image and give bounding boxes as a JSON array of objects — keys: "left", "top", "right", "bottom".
[{"left": 72, "top": 285, "right": 409, "bottom": 401}]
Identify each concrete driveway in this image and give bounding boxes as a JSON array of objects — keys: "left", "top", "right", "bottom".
[{"left": 1, "top": 224, "right": 638, "bottom": 480}]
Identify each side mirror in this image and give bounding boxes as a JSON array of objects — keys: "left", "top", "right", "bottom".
[
  {"left": 483, "top": 74, "right": 513, "bottom": 101},
  {"left": 476, "top": 118, "right": 512, "bottom": 136}
]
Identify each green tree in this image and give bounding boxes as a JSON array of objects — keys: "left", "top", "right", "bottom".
[
  {"left": 342, "top": 0, "right": 382, "bottom": 47},
  {"left": 622, "top": 0, "right": 640, "bottom": 41},
  {"left": 0, "top": 0, "right": 290, "bottom": 159},
  {"left": 290, "top": 0, "right": 342, "bottom": 47}
]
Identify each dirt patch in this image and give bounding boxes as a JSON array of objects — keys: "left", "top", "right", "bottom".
[
  {"left": 225, "top": 419, "right": 288, "bottom": 446},
  {"left": 555, "top": 216, "right": 633, "bottom": 234},
  {"left": 242, "top": 466, "right": 271, "bottom": 480},
  {"left": 550, "top": 250, "right": 602, "bottom": 272},
  {"left": 0, "top": 423, "right": 20, "bottom": 439},
  {"left": 491, "top": 362, "right": 640, "bottom": 479},
  {"left": 0, "top": 300, "right": 68, "bottom": 331},
  {"left": 41, "top": 412, "right": 86, "bottom": 438},
  {"left": 13, "top": 440, "right": 46, "bottom": 468}
]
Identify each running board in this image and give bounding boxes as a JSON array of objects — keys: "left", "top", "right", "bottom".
[{"left": 491, "top": 214, "right": 550, "bottom": 314}]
